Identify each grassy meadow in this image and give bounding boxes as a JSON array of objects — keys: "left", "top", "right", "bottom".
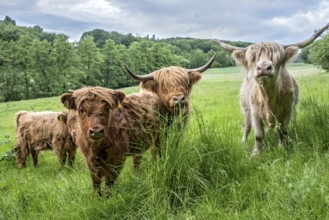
[{"left": 1, "top": 63, "right": 329, "bottom": 219}]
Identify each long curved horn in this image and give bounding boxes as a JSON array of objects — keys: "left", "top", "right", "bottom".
[
  {"left": 212, "top": 39, "right": 247, "bottom": 52},
  {"left": 124, "top": 65, "right": 154, "bottom": 81},
  {"left": 187, "top": 53, "right": 217, "bottom": 73},
  {"left": 283, "top": 23, "right": 329, "bottom": 48}
]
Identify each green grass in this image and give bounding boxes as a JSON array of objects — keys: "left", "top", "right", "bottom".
[{"left": 1, "top": 63, "right": 329, "bottom": 219}]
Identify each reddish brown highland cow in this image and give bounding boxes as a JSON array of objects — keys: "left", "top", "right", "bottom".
[
  {"left": 213, "top": 23, "right": 329, "bottom": 156},
  {"left": 61, "top": 86, "right": 162, "bottom": 196},
  {"left": 15, "top": 110, "right": 77, "bottom": 167}
]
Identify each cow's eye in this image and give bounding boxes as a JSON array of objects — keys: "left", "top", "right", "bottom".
[{"left": 104, "top": 105, "right": 110, "bottom": 113}]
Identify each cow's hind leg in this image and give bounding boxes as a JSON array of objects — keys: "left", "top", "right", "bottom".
[
  {"left": 31, "top": 149, "right": 39, "bottom": 167},
  {"left": 132, "top": 155, "right": 142, "bottom": 172},
  {"left": 68, "top": 148, "right": 76, "bottom": 166},
  {"left": 59, "top": 150, "right": 67, "bottom": 166}
]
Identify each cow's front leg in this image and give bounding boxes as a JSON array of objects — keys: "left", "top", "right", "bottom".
[
  {"left": 88, "top": 160, "right": 102, "bottom": 196},
  {"left": 151, "top": 138, "right": 161, "bottom": 159},
  {"left": 251, "top": 116, "right": 264, "bottom": 156},
  {"left": 91, "top": 171, "right": 102, "bottom": 197},
  {"left": 242, "top": 112, "right": 251, "bottom": 142},
  {"left": 278, "top": 122, "right": 289, "bottom": 147},
  {"left": 104, "top": 163, "right": 123, "bottom": 197}
]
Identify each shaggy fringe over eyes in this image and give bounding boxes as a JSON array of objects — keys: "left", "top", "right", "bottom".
[
  {"left": 73, "top": 87, "right": 119, "bottom": 109},
  {"left": 246, "top": 43, "right": 285, "bottom": 67},
  {"left": 154, "top": 67, "right": 190, "bottom": 94}
]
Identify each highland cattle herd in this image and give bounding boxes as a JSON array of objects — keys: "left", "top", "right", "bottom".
[{"left": 12, "top": 23, "right": 329, "bottom": 195}]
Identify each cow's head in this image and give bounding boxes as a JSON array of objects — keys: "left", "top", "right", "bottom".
[
  {"left": 213, "top": 23, "right": 329, "bottom": 83},
  {"left": 125, "top": 53, "right": 216, "bottom": 113},
  {"left": 57, "top": 110, "right": 78, "bottom": 143},
  {"left": 61, "top": 87, "right": 125, "bottom": 142}
]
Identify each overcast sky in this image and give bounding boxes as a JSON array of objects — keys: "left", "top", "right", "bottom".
[{"left": 0, "top": 0, "right": 328, "bottom": 43}]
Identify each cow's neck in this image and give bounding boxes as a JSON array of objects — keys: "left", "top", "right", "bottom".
[{"left": 256, "top": 78, "right": 280, "bottom": 111}]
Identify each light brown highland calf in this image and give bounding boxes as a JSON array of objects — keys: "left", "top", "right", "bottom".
[
  {"left": 15, "top": 110, "right": 77, "bottom": 167},
  {"left": 61, "top": 86, "right": 162, "bottom": 196},
  {"left": 213, "top": 23, "right": 329, "bottom": 156}
]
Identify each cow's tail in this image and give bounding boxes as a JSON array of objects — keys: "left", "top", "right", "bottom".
[{"left": 15, "top": 111, "right": 28, "bottom": 129}]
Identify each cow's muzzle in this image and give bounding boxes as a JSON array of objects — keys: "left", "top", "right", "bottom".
[
  {"left": 256, "top": 62, "right": 274, "bottom": 79},
  {"left": 169, "top": 95, "right": 188, "bottom": 111},
  {"left": 89, "top": 126, "right": 104, "bottom": 141}
]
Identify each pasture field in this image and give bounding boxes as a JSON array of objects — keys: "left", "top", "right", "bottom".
[{"left": 1, "top": 63, "right": 329, "bottom": 219}]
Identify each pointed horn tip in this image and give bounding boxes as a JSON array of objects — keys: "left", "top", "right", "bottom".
[
  {"left": 187, "top": 53, "right": 217, "bottom": 73},
  {"left": 212, "top": 38, "right": 223, "bottom": 44},
  {"left": 283, "top": 22, "right": 329, "bottom": 48},
  {"left": 123, "top": 64, "right": 130, "bottom": 71},
  {"left": 210, "top": 53, "right": 217, "bottom": 62},
  {"left": 123, "top": 65, "right": 155, "bottom": 81}
]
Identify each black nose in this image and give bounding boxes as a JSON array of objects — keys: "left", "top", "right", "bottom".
[
  {"left": 256, "top": 62, "right": 273, "bottom": 74},
  {"left": 172, "top": 95, "right": 186, "bottom": 105},
  {"left": 89, "top": 127, "right": 104, "bottom": 139}
]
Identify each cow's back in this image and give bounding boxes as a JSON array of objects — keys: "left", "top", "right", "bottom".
[
  {"left": 16, "top": 111, "right": 67, "bottom": 150},
  {"left": 118, "top": 91, "right": 162, "bottom": 153}
]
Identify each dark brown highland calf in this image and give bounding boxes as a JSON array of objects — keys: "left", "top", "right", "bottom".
[
  {"left": 213, "top": 23, "right": 329, "bottom": 156},
  {"left": 15, "top": 110, "right": 77, "bottom": 167},
  {"left": 61, "top": 86, "right": 162, "bottom": 196}
]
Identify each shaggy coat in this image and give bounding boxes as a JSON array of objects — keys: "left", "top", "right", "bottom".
[
  {"left": 236, "top": 43, "right": 299, "bottom": 155},
  {"left": 61, "top": 86, "right": 162, "bottom": 196},
  {"left": 124, "top": 55, "right": 216, "bottom": 165},
  {"left": 125, "top": 54, "right": 216, "bottom": 126},
  {"left": 15, "top": 110, "right": 77, "bottom": 167},
  {"left": 213, "top": 23, "right": 329, "bottom": 156},
  {"left": 140, "top": 67, "right": 202, "bottom": 125},
  {"left": 126, "top": 67, "right": 205, "bottom": 168}
]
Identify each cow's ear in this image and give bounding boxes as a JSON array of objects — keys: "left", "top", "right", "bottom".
[
  {"left": 188, "top": 71, "right": 202, "bottom": 85},
  {"left": 113, "top": 90, "right": 125, "bottom": 104},
  {"left": 61, "top": 93, "right": 76, "bottom": 110},
  {"left": 232, "top": 50, "right": 248, "bottom": 67},
  {"left": 284, "top": 46, "right": 299, "bottom": 62},
  {"left": 57, "top": 112, "right": 68, "bottom": 123},
  {"left": 141, "top": 80, "right": 158, "bottom": 93}
]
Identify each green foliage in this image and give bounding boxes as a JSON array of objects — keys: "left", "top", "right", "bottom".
[
  {"left": 77, "top": 36, "right": 103, "bottom": 86},
  {"left": 308, "top": 34, "right": 329, "bottom": 70},
  {"left": 51, "top": 34, "right": 82, "bottom": 92},
  {"left": 4, "top": 16, "right": 16, "bottom": 25},
  {"left": 100, "top": 39, "right": 134, "bottom": 88},
  {"left": 81, "top": 29, "right": 139, "bottom": 47},
  {"left": 0, "top": 17, "right": 253, "bottom": 102},
  {"left": 297, "top": 46, "right": 311, "bottom": 63},
  {"left": 1, "top": 64, "right": 329, "bottom": 219}
]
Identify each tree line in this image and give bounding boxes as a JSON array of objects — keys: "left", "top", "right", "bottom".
[
  {"left": 298, "top": 29, "right": 329, "bottom": 70},
  {"left": 1, "top": 16, "right": 327, "bottom": 102}
]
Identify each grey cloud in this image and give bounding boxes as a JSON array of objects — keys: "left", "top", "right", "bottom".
[{"left": 0, "top": 0, "right": 327, "bottom": 43}]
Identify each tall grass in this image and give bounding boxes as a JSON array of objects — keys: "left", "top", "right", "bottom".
[{"left": 1, "top": 64, "right": 329, "bottom": 219}]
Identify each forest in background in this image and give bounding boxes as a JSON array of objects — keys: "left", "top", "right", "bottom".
[{"left": 0, "top": 16, "right": 328, "bottom": 102}]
